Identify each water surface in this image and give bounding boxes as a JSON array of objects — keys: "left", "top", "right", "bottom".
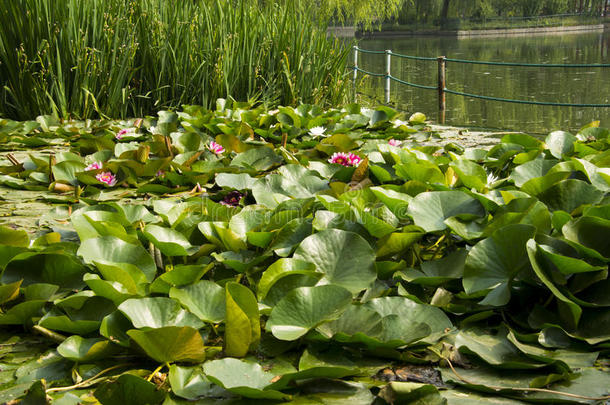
[{"left": 357, "top": 31, "right": 610, "bottom": 133}]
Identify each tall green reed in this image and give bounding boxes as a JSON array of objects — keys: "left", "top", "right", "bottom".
[{"left": 0, "top": 0, "right": 351, "bottom": 120}]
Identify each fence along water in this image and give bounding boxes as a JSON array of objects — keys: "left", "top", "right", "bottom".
[{"left": 352, "top": 46, "right": 610, "bottom": 123}]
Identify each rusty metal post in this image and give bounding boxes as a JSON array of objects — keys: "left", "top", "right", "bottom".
[{"left": 438, "top": 56, "right": 446, "bottom": 124}]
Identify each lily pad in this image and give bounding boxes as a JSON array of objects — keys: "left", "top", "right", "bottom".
[
  {"left": 143, "top": 225, "right": 199, "bottom": 256},
  {"left": 293, "top": 229, "right": 376, "bottom": 294},
  {"left": 463, "top": 224, "right": 536, "bottom": 306},
  {"left": 202, "top": 358, "right": 287, "bottom": 400},
  {"left": 224, "top": 282, "right": 260, "bottom": 357},
  {"left": 94, "top": 373, "right": 167, "bottom": 405},
  {"left": 118, "top": 297, "right": 205, "bottom": 329},
  {"left": 128, "top": 326, "right": 206, "bottom": 363},
  {"left": 408, "top": 191, "right": 486, "bottom": 233},
  {"left": 266, "top": 285, "right": 352, "bottom": 341},
  {"left": 170, "top": 281, "right": 226, "bottom": 324}
]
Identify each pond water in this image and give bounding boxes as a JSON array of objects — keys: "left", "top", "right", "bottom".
[{"left": 356, "top": 30, "right": 610, "bottom": 134}]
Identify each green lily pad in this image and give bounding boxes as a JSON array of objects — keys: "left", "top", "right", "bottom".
[
  {"left": 83, "top": 273, "right": 136, "bottom": 305},
  {"left": 77, "top": 236, "right": 157, "bottom": 284},
  {"left": 128, "top": 326, "right": 206, "bottom": 363},
  {"left": 215, "top": 173, "right": 257, "bottom": 190},
  {"left": 2, "top": 251, "right": 87, "bottom": 290},
  {"left": 94, "top": 373, "right": 167, "bottom": 405},
  {"left": 257, "top": 258, "right": 318, "bottom": 301},
  {"left": 0, "top": 226, "right": 29, "bottom": 247},
  {"left": 118, "top": 297, "right": 205, "bottom": 329},
  {"left": 224, "top": 282, "right": 260, "bottom": 357},
  {"left": 509, "top": 157, "right": 558, "bottom": 188},
  {"left": 562, "top": 216, "right": 610, "bottom": 259},
  {"left": 170, "top": 281, "right": 226, "bottom": 323},
  {"left": 455, "top": 328, "right": 546, "bottom": 369},
  {"left": 537, "top": 179, "right": 604, "bottom": 213},
  {"left": 379, "top": 382, "right": 446, "bottom": 405},
  {"left": 202, "top": 358, "right": 287, "bottom": 400},
  {"left": 143, "top": 225, "right": 198, "bottom": 257},
  {"left": 0, "top": 300, "right": 46, "bottom": 325},
  {"left": 57, "top": 336, "right": 121, "bottom": 362},
  {"left": 231, "top": 147, "right": 282, "bottom": 171},
  {"left": 266, "top": 285, "right": 352, "bottom": 341},
  {"left": 463, "top": 224, "right": 536, "bottom": 306},
  {"left": 0, "top": 280, "right": 22, "bottom": 305},
  {"left": 363, "top": 296, "right": 452, "bottom": 344},
  {"left": 546, "top": 130, "right": 576, "bottom": 159},
  {"left": 293, "top": 229, "right": 376, "bottom": 294},
  {"left": 408, "top": 191, "right": 486, "bottom": 233},
  {"left": 168, "top": 365, "right": 219, "bottom": 401},
  {"left": 450, "top": 159, "right": 488, "bottom": 191},
  {"left": 252, "top": 165, "right": 329, "bottom": 208}
]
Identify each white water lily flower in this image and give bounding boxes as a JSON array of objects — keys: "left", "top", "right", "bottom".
[
  {"left": 392, "top": 119, "right": 409, "bottom": 128},
  {"left": 487, "top": 172, "right": 499, "bottom": 186},
  {"left": 308, "top": 126, "right": 327, "bottom": 138}
]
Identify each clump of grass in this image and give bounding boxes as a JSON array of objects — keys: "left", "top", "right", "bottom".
[{"left": 0, "top": 0, "right": 351, "bottom": 120}]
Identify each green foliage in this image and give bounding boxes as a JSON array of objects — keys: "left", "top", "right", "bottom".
[
  {"left": 0, "top": 0, "right": 351, "bottom": 120},
  {"left": 0, "top": 102, "right": 609, "bottom": 403}
]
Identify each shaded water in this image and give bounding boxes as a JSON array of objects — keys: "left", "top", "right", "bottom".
[{"left": 357, "top": 31, "right": 610, "bottom": 133}]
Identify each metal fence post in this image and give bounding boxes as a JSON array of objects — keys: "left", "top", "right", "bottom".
[
  {"left": 438, "top": 56, "right": 446, "bottom": 124},
  {"left": 353, "top": 46, "right": 358, "bottom": 83},
  {"left": 353, "top": 46, "right": 358, "bottom": 102},
  {"left": 385, "top": 50, "right": 391, "bottom": 104}
]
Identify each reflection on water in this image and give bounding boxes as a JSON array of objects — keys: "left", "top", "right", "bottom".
[{"left": 357, "top": 31, "right": 610, "bottom": 133}]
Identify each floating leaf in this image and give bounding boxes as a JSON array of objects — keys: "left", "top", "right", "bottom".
[
  {"left": 118, "top": 297, "right": 205, "bottom": 329},
  {"left": 57, "top": 336, "right": 121, "bottom": 362},
  {"left": 203, "top": 358, "right": 287, "bottom": 400},
  {"left": 294, "top": 229, "right": 376, "bottom": 294},
  {"left": 128, "top": 326, "right": 206, "bottom": 363},
  {"left": 225, "top": 282, "right": 260, "bottom": 357},
  {"left": 408, "top": 191, "right": 485, "bottom": 233},
  {"left": 463, "top": 224, "right": 536, "bottom": 306},
  {"left": 266, "top": 285, "right": 352, "bottom": 341},
  {"left": 94, "top": 373, "right": 167, "bottom": 405},
  {"left": 143, "top": 224, "right": 198, "bottom": 256},
  {"left": 170, "top": 281, "right": 226, "bottom": 323},
  {"left": 257, "top": 258, "right": 317, "bottom": 301},
  {"left": 77, "top": 236, "right": 157, "bottom": 284}
]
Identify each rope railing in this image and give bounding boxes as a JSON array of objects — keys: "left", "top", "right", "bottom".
[
  {"left": 354, "top": 66, "right": 385, "bottom": 77},
  {"left": 389, "top": 75, "right": 437, "bottom": 90},
  {"left": 351, "top": 46, "right": 610, "bottom": 115},
  {"left": 388, "top": 52, "right": 438, "bottom": 62},
  {"left": 443, "top": 89, "right": 610, "bottom": 108},
  {"left": 444, "top": 57, "right": 610, "bottom": 68}
]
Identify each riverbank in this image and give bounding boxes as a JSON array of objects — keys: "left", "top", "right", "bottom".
[
  {"left": 330, "top": 16, "right": 609, "bottom": 38},
  {"left": 356, "top": 22, "right": 606, "bottom": 38}
]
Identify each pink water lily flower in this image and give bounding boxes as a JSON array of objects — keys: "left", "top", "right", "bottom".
[
  {"left": 388, "top": 139, "right": 402, "bottom": 147},
  {"left": 115, "top": 127, "right": 136, "bottom": 140},
  {"left": 96, "top": 171, "right": 117, "bottom": 187},
  {"left": 328, "top": 152, "right": 351, "bottom": 166},
  {"left": 208, "top": 141, "right": 225, "bottom": 155},
  {"left": 84, "top": 162, "right": 102, "bottom": 171},
  {"left": 328, "top": 152, "right": 362, "bottom": 167},
  {"left": 348, "top": 153, "right": 362, "bottom": 166}
]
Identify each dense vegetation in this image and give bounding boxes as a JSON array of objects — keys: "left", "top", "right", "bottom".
[
  {"left": 381, "top": 0, "right": 608, "bottom": 27},
  {"left": 0, "top": 101, "right": 609, "bottom": 403},
  {"left": 0, "top": 0, "right": 350, "bottom": 121}
]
